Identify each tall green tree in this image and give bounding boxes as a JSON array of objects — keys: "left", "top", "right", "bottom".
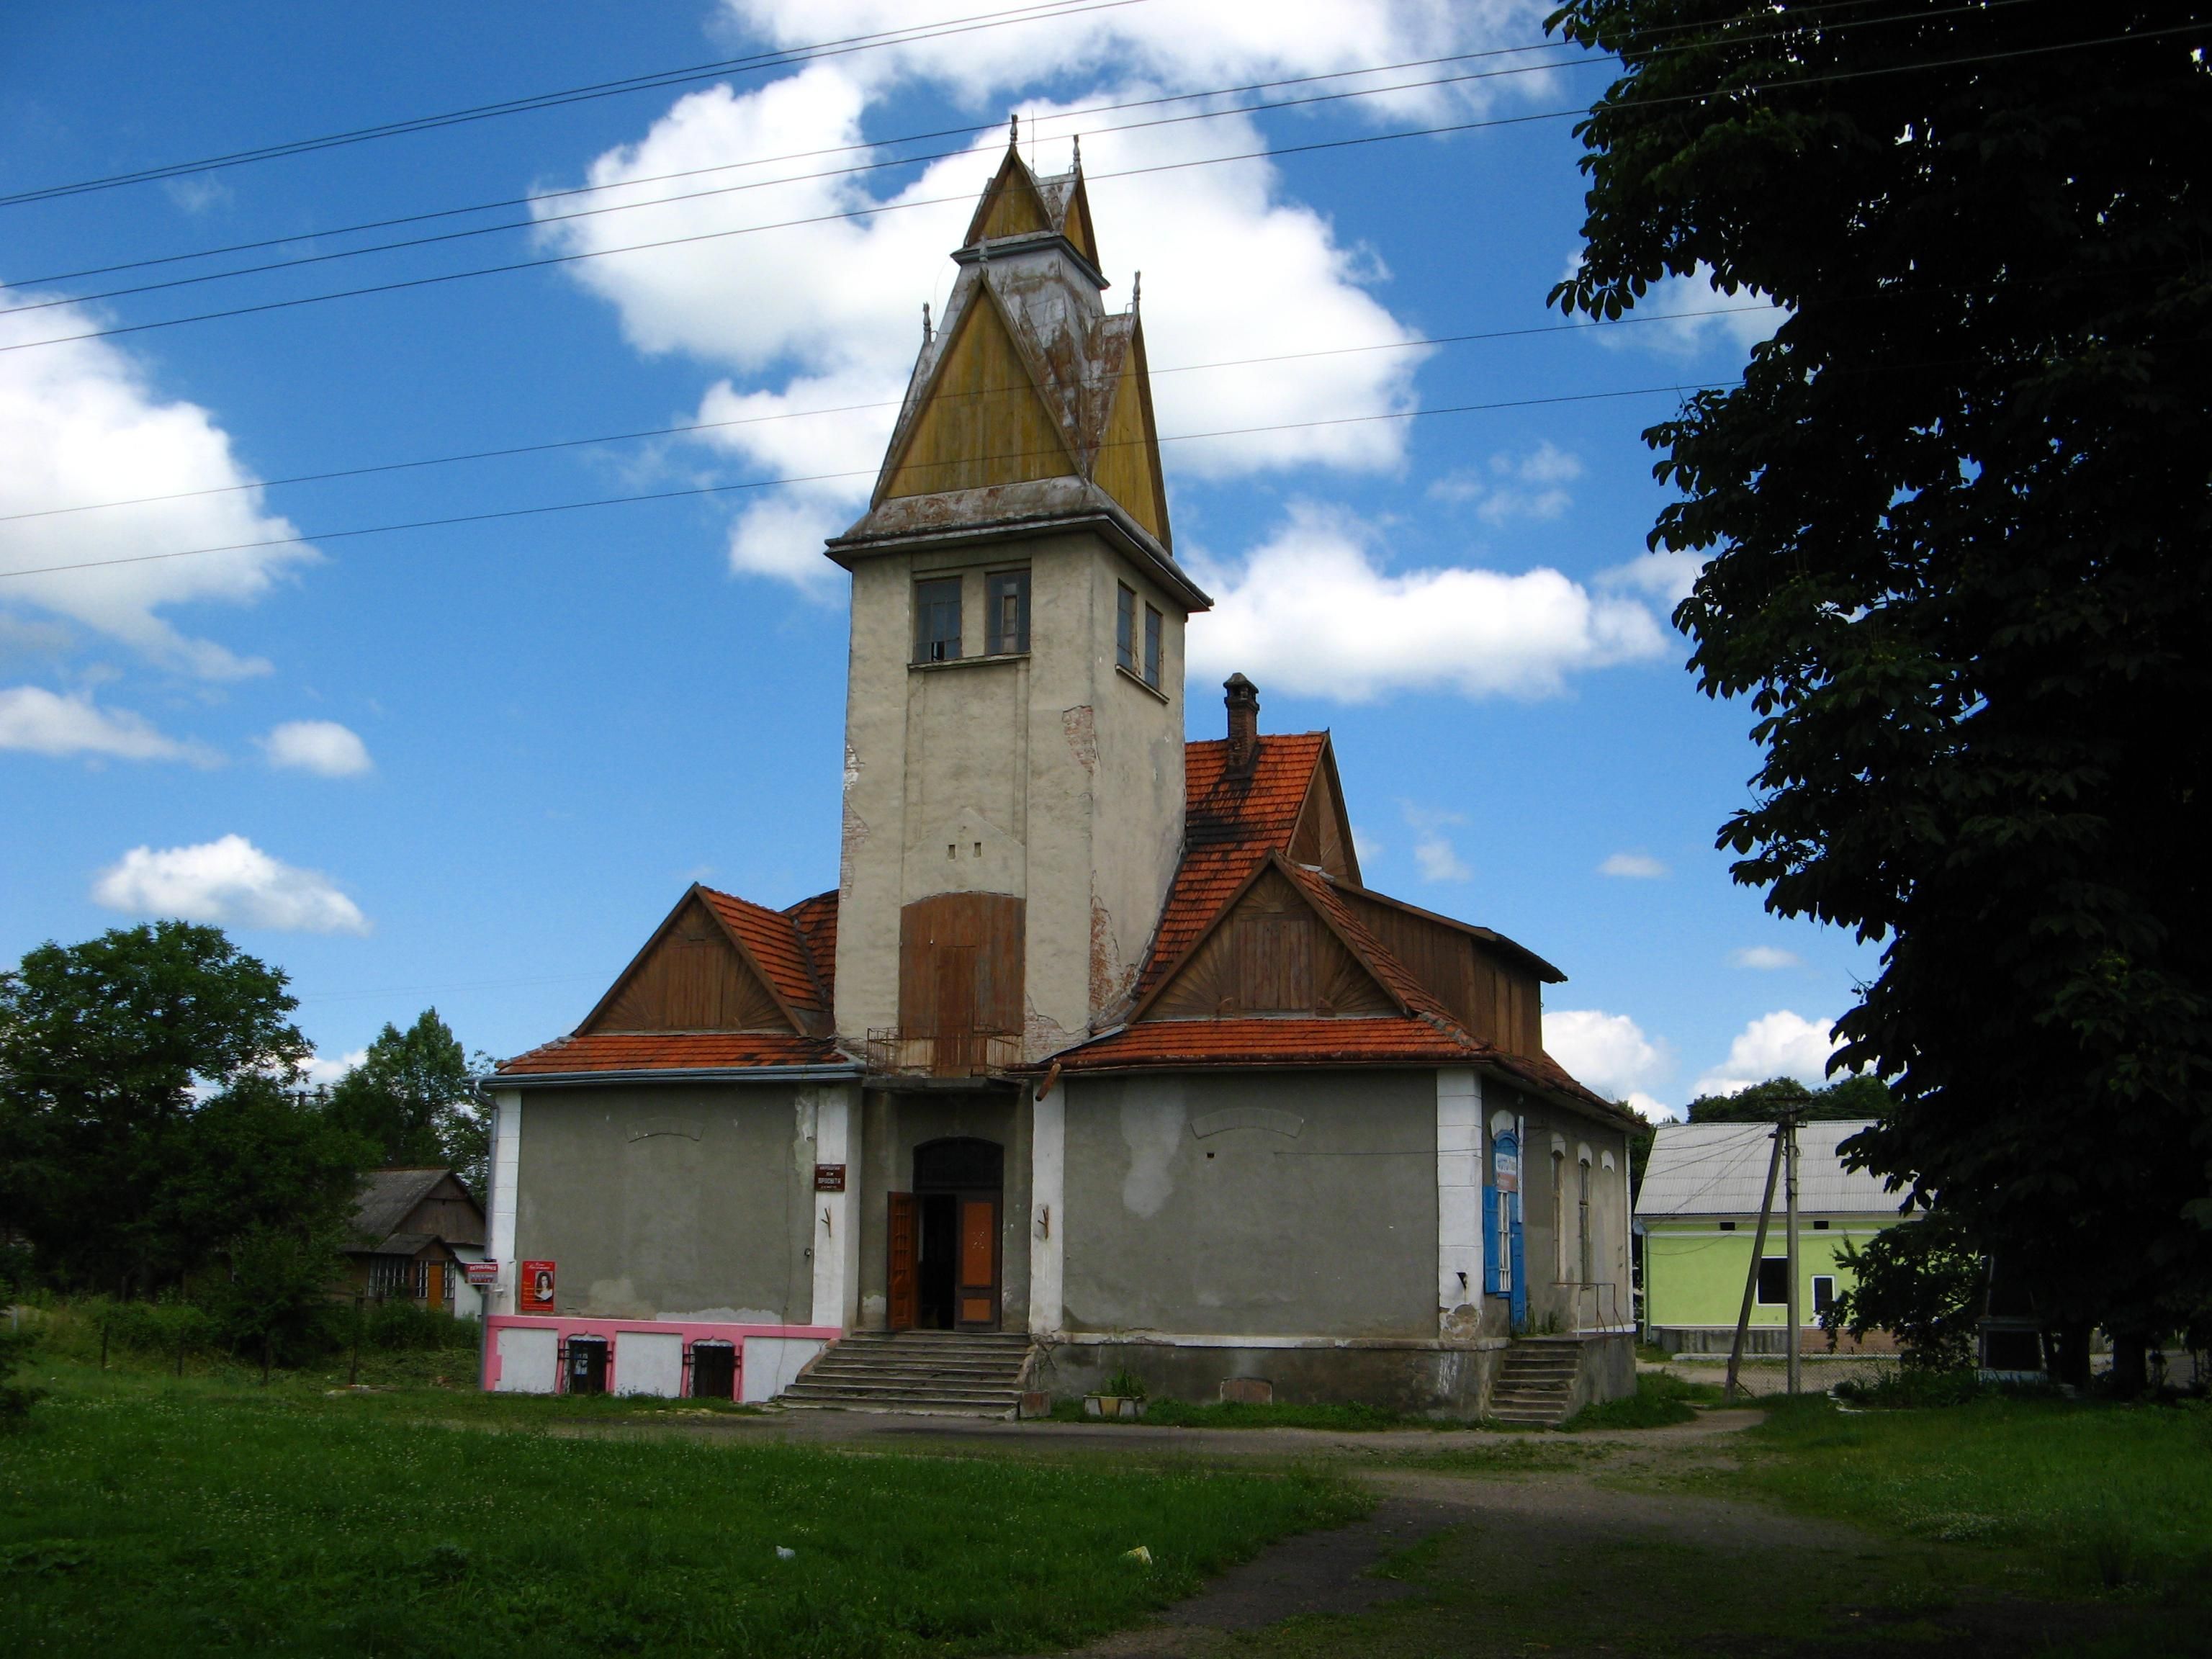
[
  {"left": 1550, "top": 0, "right": 2212, "bottom": 1378},
  {"left": 324, "top": 1009, "right": 485, "bottom": 1191},
  {"left": 1686, "top": 1075, "right": 1893, "bottom": 1125},
  {"left": 0, "top": 923, "right": 309, "bottom": 1293}
]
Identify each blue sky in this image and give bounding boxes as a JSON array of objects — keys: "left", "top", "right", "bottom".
[{"left": 0, "top": 1, "right": 1871, "bottom": 1115}]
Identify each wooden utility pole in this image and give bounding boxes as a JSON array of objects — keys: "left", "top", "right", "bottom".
[
  {"left": 1724, "top": 1125, "right": 1786, "bottom": 1401},
  {"left": 1784, "top": 1110, "right": 1802, "bottom": 1395}
]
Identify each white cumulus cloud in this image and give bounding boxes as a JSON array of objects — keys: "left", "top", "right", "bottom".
[
  {"left": 1731, "top": 945, "right": 1802, "bottom": 971},
  {"left": 1187, "top": 505, "right": 1668, "bottom": 701},
  {"left": 260, "top": 719, "right": 372, "bottom": 778},
  {"left": 1601, "top": 547, "right": 1705, "bottom": 608},
  {"left": 1599, "top": 851, "right": 1668, "bottom": 879},
  {"left": 535, "top": 50, "right": 1437, "bottom": 590},
  {"left": 300, "top": 1048, "right": 368, "bottom": 1088},
  {"left": 92, "top": 834, "right": 369, "bottom": 935},
  {"left": 1431, "top": 441, "right": 1583, "bottom": 525},
  {"left": 0, "top": 292, "right": 315, "bottom": 678},
  {"left": 1580, "top": 258, "right": 1786, "bottom": 357},
  {"left": 1544, "top": 1008, "right": 1672, "bottom": 1106},
  {"left": 1691, "top": 1010, "right": 1840, "bottom": 1100},
  {"left": 0, "top": 685, "right": 207, "bottom": 763},
  {"left": 1400, "top": 801, "right": 1470, "bottom": 884}
]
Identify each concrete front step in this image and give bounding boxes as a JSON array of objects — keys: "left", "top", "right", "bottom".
[{"left": 775, "top": 1330, "right": 1035, "bottom": 1419}]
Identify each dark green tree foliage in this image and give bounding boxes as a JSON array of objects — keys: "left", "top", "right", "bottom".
[
  {"left": 325, "top": 1008, "right": 485, "bottom": 1191},
  {"left": 1550, "top": 1, "right": 2212, "bottom": 1349},
  {"left": 0, "top": 923, "right": 309, "bottom": 1292},
  {"left": 1686, "top": 1074, "right": 1893, "bottom": 1124},
  {"left": 1822, "top": 1210, "right": 1984, "bottom": 1370}
]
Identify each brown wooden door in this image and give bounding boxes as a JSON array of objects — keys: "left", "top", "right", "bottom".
[
  {"left": 933, "top": 944, "right": 976, "bottom": 1075},
  {"left": 888, "top": 1192, "right": 919, "bottom": 1331},
  {"left": 957, "top": 1197, "right": 999, "bottom": 1328},
  {"left": 424, "top": 1259, "right": 446, "bottom": 1308}
]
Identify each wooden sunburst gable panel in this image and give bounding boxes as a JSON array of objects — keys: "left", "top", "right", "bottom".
[
  {"left": 963, "top": 148, "right": 1054, "bottom": 245},
  {"left": 580, "top": 890, "right": 795, "bottom": 1034},
  {"left": 1143, "top": 861, "right": 1397, "bottom": 1020},
  {"left": 1287, "top": 739, "right": 1359, "bottom": 881},
  {"left": 1092, "top": 320, "right": 1171, "bottom": 544},
  {"left": 880, "top": 283, "right": 1080, "bottom": 501}
]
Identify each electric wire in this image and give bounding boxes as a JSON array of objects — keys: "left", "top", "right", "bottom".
[
  {"left": 0, "top": 304, "right": 1773, "bottom": 523},
  {"left": 0, "top": 17, "right": 2180, "bottom": 360},
  {"left": 0, "top": 0, "right": 1143, "bottom": 210},
  {"left": 0, "top": 0, "right": 2040, "bottom": 307},
  {"left": 0, "top": 379, "right": 1737, "bottom": 583}
]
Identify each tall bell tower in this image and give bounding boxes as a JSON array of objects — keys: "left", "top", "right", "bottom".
[{"left": 828, "top": 133, "right": 1210, "bottom": 1064}]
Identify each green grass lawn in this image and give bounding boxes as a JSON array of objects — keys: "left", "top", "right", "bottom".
[
  {"left": 0, "top": 1367, "right": 1364, "bottom": 1657},
  {"left": 1735, "top": 1392, "right": 2212, "bottom": 1591}
]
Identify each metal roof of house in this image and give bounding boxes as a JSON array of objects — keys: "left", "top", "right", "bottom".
[
  {"left": 1636, "top": 1120, "right": 1905, "bottom": 1218},
  {"left": 349, "top": 1167, "right": 483, "bottom": 1252}
]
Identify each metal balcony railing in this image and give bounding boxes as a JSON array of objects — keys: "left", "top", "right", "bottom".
[
  {"left": 1551, "top": 1280, "right": 1631, "bottom": 1334},
  {"left": 865, "top": 1028, "right": 1022, "bottom": 1079}
]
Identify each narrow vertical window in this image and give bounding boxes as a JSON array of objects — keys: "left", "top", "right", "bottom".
[
  {"left": 1143, "top": 603, "right": 1163, "bottom": 687},
  {"left": 914, "top": 577, "right": 961, "bottom": 662},
  {"left": 986, "top": 569, "right": 1030, "bottom": 655},
  {"left": 1115, "top": 583, "right": 1136, "bottom": 673}
]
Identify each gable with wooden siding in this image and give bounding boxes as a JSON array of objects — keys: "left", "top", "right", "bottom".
[
  {"left": 583, "top": 891, "right": 795, "bottom": 1035},
  {"left": 1331, "top": 887, "right": 1547, "bottom": 1058},
  {"left": 879, "top": 285, "right": 1076, "bottom": 501},
  {"left": 1146, "top": 864, "right": 1396, "bottom": 1020}
]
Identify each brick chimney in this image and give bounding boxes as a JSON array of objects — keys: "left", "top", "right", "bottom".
[{"left": 1223, "top": 673, "right": 1259, "bottom": 773}]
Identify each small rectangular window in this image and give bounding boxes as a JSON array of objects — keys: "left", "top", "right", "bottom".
[
  {"left": 914, "top": 577, "right": 961, "bottom": 662},
  {"left": 1143, "top": 603, "right": 1162, "bottom": 687},
  {"left": 1812, "top": 1274, "right": 1835, "bottom": 1316},
  {"left": 986, "top": 569, "right": 1029, "bottom": 655},
  {"left": 1718, "top": 1220, "right": 1737, "bottom": 1232},
  {"left": 1755, "top": 1256, "right": 1789, "bottom": 1305},
  {"left": 1115, "top": 583, "right": 1136, "bottom": 673}
]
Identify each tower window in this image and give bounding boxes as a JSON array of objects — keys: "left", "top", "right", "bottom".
[
  {"left": 986, "top": 570, "right": 1030, "bottom": 655},
  {"left": 914, "top": 577, "right": 961, "bottom": 662},
  {"left": 1143, "top": 603, "right": 1163, "bottom": 688},
  {"left": 1115, "top": 583, "right": 1137, "bottom": 673}
]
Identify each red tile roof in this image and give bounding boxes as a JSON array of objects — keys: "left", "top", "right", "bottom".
[
  {"left": 784, "top": 890, "right": 839, "bottom": 999},
  {"left": 1138, "top": 733, "right": 1329, "bottom": 999},
  {"left": 1051, "top": 1017, "right": 1485, "bottom": 1071},
  {"left": 499, "top": 1031, "right": 849, "bottom": 1077},
  {"left": 698, "top": 886, "right": 826, "bottom": 1016}
]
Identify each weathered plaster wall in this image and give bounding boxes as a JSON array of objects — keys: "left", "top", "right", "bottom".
[
  {"left": 1484, "top": 1086, "right": 1635, "bottom": 1334},
  {"left": 1038, "top": 1339, "right": 1501, "bottom": 1416},
  {"left": 513, "top": 1083, "right": 827, "bottom": 1322},
  {"left": 1061, "top": 1071, "right": 1439, "bottom": 1339},
  {"left": 833, "top": 525, "right": 1186, "bottom": 1056}
]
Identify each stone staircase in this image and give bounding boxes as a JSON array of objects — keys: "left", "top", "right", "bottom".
[
  {"left": 1487, "top": 1336, "right": 1586, "bottom": 1426},
  {"left": 778, "top": 1330, "right": 1034, "bottom": 1417}
]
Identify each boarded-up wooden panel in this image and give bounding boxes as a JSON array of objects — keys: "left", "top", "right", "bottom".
[
  {"left": 1341, "top": 891, "right": 1476, "bottom": 1034},
  {"left": 883, "top": 294, "right": 1076, "bottom": 500},
  {"left": 1092, "top": 329, "right": 1169, "bottom": 541},
  {"left": 969, "top": 161, "right": 1053, "bottom": 243},
  {"left": 888, "top": 1193, "right": 918, "bottom": 1331},
  {"left": 1148, "top": 867, "right": 1394, "bottom": 1019},
  {"left": 899, "top": 892, "right": 1025, "bottom": 1043},
  {"left": 588, "top": 895, "right": 789, "bottom": 1033}
]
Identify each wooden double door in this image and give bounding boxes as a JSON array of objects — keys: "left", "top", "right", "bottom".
[{"left": 888, "top": 1137, "right": 1003, "bottom": 1331}]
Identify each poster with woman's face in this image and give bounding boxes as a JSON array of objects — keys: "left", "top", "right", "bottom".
[{"left": 520, "top": 1259, "right": 556, "bottom": 1312}]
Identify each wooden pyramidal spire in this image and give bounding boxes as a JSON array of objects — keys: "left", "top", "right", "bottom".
[{"left": 852, "top": 130, "right": 1170, "bottom": 549}]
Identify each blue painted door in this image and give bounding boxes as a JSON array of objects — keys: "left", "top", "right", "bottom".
[{"left": 1509, "top": 1193, "right": 1528, "bottom": 1331}]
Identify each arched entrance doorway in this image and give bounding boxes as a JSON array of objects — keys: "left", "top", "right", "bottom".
[{"left": 889, "top": 1137, "right": 1002, "bottom": 1331}]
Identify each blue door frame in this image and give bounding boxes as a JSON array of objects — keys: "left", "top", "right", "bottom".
[{"left": 1485, "top": 1131, "right": 1529, "bottom": 1331}]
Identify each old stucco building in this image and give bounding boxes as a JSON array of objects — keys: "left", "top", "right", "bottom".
[{"left": 483, "top": 140, "right": 1637, "bottom": 1419}]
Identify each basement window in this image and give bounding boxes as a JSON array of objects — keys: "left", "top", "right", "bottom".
[
  {"left": 1115, "top": 583, "right": 1137, "bottom": 673},
  {"left": 914, "top": 577, "right": 962, "bottom": 662},
  {"left": 1812, "top": 1275, "right": 1835, "bottom": 1316},
  {"left": 1755, "top": 1256, "right": 1789, "bottom": 1305},
  {"left": 1143, "top": 603, "right": 1162, "bottom": 687},
  {"left": 986, "top": 569, "right": 1030, "bottom": 655}
]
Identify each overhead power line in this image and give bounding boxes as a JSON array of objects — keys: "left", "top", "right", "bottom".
[
  {"left": 1, "top": 0, "right": 2034, "bottom": 305},
  {"left": 0, "top": 379, "right": 1735, "bottom": 583},
  {"left": 0, "top": 0, "right": 1143, "bottom": 210},
  {"left": 0, "top": 305, "right": 1772, "bottom": 523},
  {"left": 0, "top": 14, "right": 2166, "bottom": 361}
]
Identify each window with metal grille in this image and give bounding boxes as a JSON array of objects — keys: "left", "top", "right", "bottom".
[
  {"left": 986, "top": 569, "right": 1029, "bottom": 655},
  {"left": 1143, "top": 603, "right": 1162, "bottom": 686},
  {"left": 914, "top": 577, "right": 961, "bottom": 662},
  {"left": 1115, "top": 583, "right": 1136, "bottom": 672}
]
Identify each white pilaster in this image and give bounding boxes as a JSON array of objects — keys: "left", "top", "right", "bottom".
[
  {"left": 488, "top": 1089, "right": 522, "bottom": 1314},
  {"left": 1437, "top": 1067, "right": 1483, "bottom": 1334},
  {"left": 1029, "top": 1080, "right": 1066, "bottom": 1336},
  {"left": 810, "top": 1086, "right": 860, "bottom": 1330}
]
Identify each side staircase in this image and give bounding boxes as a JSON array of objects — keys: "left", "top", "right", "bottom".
[
  {"left": 778, "top": 1330, "right": 1034, "bottom": 1417},
  {"left": 1487, "top": 1336, "right": 1586, "bottom": 1426}
]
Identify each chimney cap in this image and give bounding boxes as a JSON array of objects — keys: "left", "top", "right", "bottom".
[{"left": 1223, "top": 672, "right": 1257, "bottom": 697}]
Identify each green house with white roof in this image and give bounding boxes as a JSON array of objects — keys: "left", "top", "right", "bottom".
[{"left": 1636, "top": 1120, "right": 1910, "bottom": 1354}]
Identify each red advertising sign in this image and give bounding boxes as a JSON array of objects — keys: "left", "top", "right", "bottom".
[
  {"left": 814, "top": 1164, "right": 846, "bottom": 1193},
  {"left": 519, "top": 1259, "right": 556, "bottom": 1312},
  {"left": 464, "top": 1260, "right": 499, "bottom": 1288}
]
